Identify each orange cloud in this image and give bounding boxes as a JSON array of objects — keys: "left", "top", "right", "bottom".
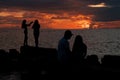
[
  {"left": 19, "top": 11, "right": 93, "bottom": 29},
  {"left": 0, "top": 11, "right": 24, "bottom": 17},
  {"left": 39, "top": 13, "right": 93, "bottom": 29},
  {"left": 0, "top": 10, "right": 120, "bottom": 29},
  {"left": 95, "top": 21, "right": 120, "bottom": 29}
]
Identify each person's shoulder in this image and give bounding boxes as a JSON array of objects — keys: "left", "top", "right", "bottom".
[
  {"left": 59, "top": 38, "right": 67, "bottom": 43},
  {"left": 59, "top": 38, "right": 64, "bottom": 42},
  {"left": 82, "top": 43, "right": 87, "bottom": 47}
]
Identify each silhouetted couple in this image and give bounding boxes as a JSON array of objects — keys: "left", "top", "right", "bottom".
[
  {"left": 57, "top": 30, "right": 87, "bottom": 66},
  {"left": 21, "top": 19, "right": 40, "bottom": 47}
]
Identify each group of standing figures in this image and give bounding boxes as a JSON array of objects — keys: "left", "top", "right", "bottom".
[
  {"left": 21, "top": 19, "right": 40, "bottom": 47},
  {"left": 57, "top": 30, "right": 87, "bottom": 65},
  {"left": 21, "top": 19, "right": 87, "bottom": 65}
]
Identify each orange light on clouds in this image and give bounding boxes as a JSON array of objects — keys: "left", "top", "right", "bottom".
[
  {"left": 0, "top": 24, "right": 17, "bottom": 28},
  {"left": 1, "top": 10, "right": 120, "bottom": 29},
  {"left": 76, "top": 20, "right": 91, "bottom": 29},
  {"left": 0, "top": 12, "right": 24, "bottom": 17},
  {"left": 47, "top": 19, "right": 91, "bottom": 29},
  {"left": 0, "top": 11, "right": 94, "bottom": 29},
  {"left": 94, "top": 21, "right": 120, "bottom": 29},
  {"left": 39, "top": 13, "right": 93, "bottom": 29}
]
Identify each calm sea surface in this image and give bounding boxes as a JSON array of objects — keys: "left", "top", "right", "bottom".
[
  {"left": 0, "top": 28, "right": 120, "bottom": 79},
  {"left": 0, "top": 28, "right": 120, "bottom": 59}
]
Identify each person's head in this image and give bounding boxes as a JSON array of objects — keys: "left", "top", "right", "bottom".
[
  {"left": 75, "top": 35, "right": 83, "bottom": 43},
  {"left": 64, "top": 30, "right": 73, "bottom": 40},
  {"left": 34, "top": 20, "right": 39, "bottom": 24},
  {"left": 22, "top": 19, "right": 26, "bottom": 24}
]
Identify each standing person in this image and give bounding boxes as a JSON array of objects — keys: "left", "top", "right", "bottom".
[
  {"left": 57, "top": 30, "right": 73, "bottom": 65},
  {"left": 72, "top": 35, "right": 87, "bottom": 63},
  {"left": 32, "top": 20, "right": 40, "bottom": 47},
  {"left": 21, "top": 19, "right": 33, "bottom": 46}
]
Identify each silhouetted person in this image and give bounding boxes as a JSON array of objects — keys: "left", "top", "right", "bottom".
[
  {"left": 72, "top": 35, "right": 87, "bottom": 64},
  {"left": 21, "top": 19, "right": 33, "bottom": 46},
  {"left": 57, "top": 30, "right": 73, "bottom": 66},
  {"left": 32, "top": 20, "right": 40, "bottom": 47}
]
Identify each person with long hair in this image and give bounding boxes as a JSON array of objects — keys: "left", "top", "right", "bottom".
[
  {"left": 72, "top": 35, "right": 87, "bottom": 63},
  {"left": 21, "top": 19, "right": 33, "bottom": 46},
  {"left": 32, "top": 20, "right": 40, "bottom": 47}
]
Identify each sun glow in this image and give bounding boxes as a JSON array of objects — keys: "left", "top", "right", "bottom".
[
  {"left": 47, "top": 19, "right": 92, "bottom": 29},
  {"left": 43, "top": 14, "right": 93, "bottom": 29},
  {"left": 0, "top": 11, "right": 95, "bottom": 29},
  {"left": 76, "top": 20, "right": 91, "bottom": 29}
]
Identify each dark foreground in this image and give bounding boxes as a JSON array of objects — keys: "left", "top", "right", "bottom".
[{"left": 0, "top": 46, "right": 120, "bottom": 80}]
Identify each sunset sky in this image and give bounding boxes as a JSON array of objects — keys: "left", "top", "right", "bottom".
[{"left": 0, "top": 0, "right": 120, "bottom": 29}]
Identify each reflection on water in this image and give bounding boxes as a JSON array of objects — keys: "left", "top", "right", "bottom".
[{"left": 0, "top": 28, "right": 120, "bottom": 59}]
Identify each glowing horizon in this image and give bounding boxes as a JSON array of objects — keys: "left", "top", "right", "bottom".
[
  {"left": 0, "top": 0, "right": 120, "bottom": 29},
  {"left": 0, "top": 11, "right": 120, "bottom": 29},
  {"left": 0, "top": 11, "right": 96, "bottom": 29},
  {"left": 0, "top": 10, "right": 120, "bottom": 29}
]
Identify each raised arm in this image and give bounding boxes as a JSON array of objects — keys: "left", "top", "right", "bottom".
[{"left": 27, "top": 21, "right": 33, "bottom": 26}]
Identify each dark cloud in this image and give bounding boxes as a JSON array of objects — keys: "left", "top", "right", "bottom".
[
  {"left": 93, "top": 7, "right": 120, "bottom": 21},
  {"left": 106, "top": 0, "right": 120, "bottom": 7},
  {"left": 0, "top": 0, "right": 120, "bottom": 21}
]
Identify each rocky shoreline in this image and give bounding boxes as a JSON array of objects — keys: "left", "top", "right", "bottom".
[{"left": 0, "top": 46, "right": 120, "bottom": 79}]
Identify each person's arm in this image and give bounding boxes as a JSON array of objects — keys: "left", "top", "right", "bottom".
[
  {"left": 27, "top": 21, "right": 33, "bottom": 26},
  {"left": 65, "top": 41, "right": 71, "bottom": 54}
]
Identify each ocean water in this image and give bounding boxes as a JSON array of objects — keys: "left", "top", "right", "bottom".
[{"left": 0, "top": 28, "right": 120, "bottom": 60}]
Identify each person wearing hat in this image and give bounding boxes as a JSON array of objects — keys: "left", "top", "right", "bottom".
[{"left": 57, "top": 30, "right": 73, "bottom": 66}]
